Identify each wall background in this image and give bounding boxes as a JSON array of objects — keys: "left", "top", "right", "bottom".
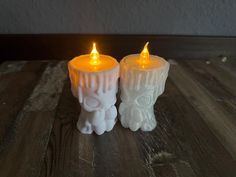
[{"left": 0, "top": 0, "right": 235, "bottom": 36}]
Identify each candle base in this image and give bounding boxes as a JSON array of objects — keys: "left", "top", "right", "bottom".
[
  {"left": 119, "top": 105, "right": 157, "bottom": 131},
  {"left": 77, "top": 105, "right": 117, "bottom": 135}
]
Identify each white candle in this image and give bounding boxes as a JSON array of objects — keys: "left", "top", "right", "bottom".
[
  {"left": 119, "top": 42, "right": 169, "bottom": 131},
  {"left": 68, "top": 43, "right": 119, "bottom": 135}
]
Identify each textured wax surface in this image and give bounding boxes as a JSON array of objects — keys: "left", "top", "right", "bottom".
[
  {"left": 0, "top": 0, "right": 236, "bottom": 35},
  {"left": 123, "top": 54, "right": 166, "bottom": 70},
  {"left": 119, "top": 56, "right": 170, "bottom": 131},
  {"left": 68, "top": 60, "right": 120, "bottom": 135},
  {"left": 69, "top": 55, "right": 118, "bottom": 72}
]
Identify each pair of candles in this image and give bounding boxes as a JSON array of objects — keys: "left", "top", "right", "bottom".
[{"left": 68, "top": 43, "right": 169, "bottom": 135}]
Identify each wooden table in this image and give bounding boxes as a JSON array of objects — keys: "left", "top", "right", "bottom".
[{"left": 0, "top": 59, "right": 235, "bottom": 177}]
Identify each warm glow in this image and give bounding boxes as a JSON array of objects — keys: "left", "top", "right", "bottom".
[
  {"left": 90, "top": 43, "right": 101, "bottom": 65},
  {"left": 139, "top": 42, "right": 150, "bottom": 66}
]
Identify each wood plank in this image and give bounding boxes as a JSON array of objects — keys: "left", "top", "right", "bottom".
[
  {"left": 40, "top": 80, "right": 95, "bottom": 177},
  {"left": 92, "top": 123, "right": 149, "bottom": 177},
  {"left": 211, "top": 58, "right": 236, "bottom": 78},
  {"left": 42, "top": 78, "right": 236, "bottom": 177},
  {"left": 181, "top": 60, "right": 236, "bottom": 97},
  {"left": 41, "top": 81, "right": 149, "bottom": 177},
  {"left": 178, "top": 60, "right": 236, "bottom": 115},
  {"left": 0, "top": 61, "right": 27, "bottom": 75},
  {"left": 0, "top": 61, "right": 67, "bottom": 177},
  {"left": 169, "top": 62, "right": 236, "bottom": 160},
  {"left": 1, "top": 59, "right": 235, "bottom": 177},
  {"left": 0, "top": 61, "right": 47, "bottom": 150},
  {"left": 134, "top": 79, "right": 236, "bottom": 177},
  {"left": 41, "top": 61, "right": 236, "bottom": 177}
]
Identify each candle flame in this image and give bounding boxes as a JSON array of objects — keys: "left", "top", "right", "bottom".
[
  {"left": 139, "top": 42, "right": 150, "bottom": 65},
  {"left": 90, "top": 43, "right": 101, "bottom": 65}
]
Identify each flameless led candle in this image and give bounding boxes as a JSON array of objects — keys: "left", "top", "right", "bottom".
[
  {"left": 119, "top": 42, "right": 170, "bottom": 131},
  {"left": 68, "top": 43, "right": 119, "bottom": 135}
]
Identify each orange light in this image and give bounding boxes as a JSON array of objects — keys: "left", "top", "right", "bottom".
[
  {"left": 139, "top": 42, "right": 150, "bottom": 65},
  {"left": 90, "top": 43, "right": 101, "bottom": 65}
]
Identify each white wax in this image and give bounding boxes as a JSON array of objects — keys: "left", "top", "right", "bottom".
[
  {"left": 119, "top": 54, "right": 170, "bottom": 131},
  {"left": 68, "top": 55, "right": 119, "bottom": 135}
]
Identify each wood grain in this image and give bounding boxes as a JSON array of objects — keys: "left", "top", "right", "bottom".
[
  {"left": 133, "top": 79, "right": 236, "bottom": 177},
  {"left": 180, "top": 60, "right": 236, "bottom": 97},
  {"left": 186, "top": 60, "right": 236, "bottom": 98},
  {"left": 41, "top": 81, "right": 149, "bottom": 177},
  {"left": 163, "top": 80, "right": 236, "bottom": 177},
  {"left": 170, "top": 61, "right": 236, "bottom": 160},
  {"left": 92, "top": 123, "right": 149, "bottom": 177},
  {"left": 0, "top": 61, "right": 67, "bottom": 177},
  {"left": 40, "top": 80, "right": 95, "bottom": 177},
  {"left": 0, "top": 61, "right": 47, "bottom": 151},
  {"left": 211, "top": 58, "right": 236, "bottom": 78},
  {"left": 178, "top": 60, "right": 236, "bottom": 115},
  {"left": 1, "top": 59, "right": 236, "bottom": 177}
]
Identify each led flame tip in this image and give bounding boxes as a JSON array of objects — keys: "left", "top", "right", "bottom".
[
  {"left": 90, "top": 42, "right": 101, "bottom": 65},
  {"left": 140, "top": 42, "right": 150, "bottom": 65},
  {"left": 144, "top": 42, "right": 149, "bottom": 49}
]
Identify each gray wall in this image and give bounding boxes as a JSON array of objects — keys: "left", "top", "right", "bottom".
[{"left": 0, "top": 0, "right": 236, "bottom": 35}]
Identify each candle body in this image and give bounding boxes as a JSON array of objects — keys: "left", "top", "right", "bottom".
[
  {"left": 68, "top": 55, "right": 119, "bottom": 135},
  {"left": 119, "top": 54, "right": 169, "bottom": 131}
]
